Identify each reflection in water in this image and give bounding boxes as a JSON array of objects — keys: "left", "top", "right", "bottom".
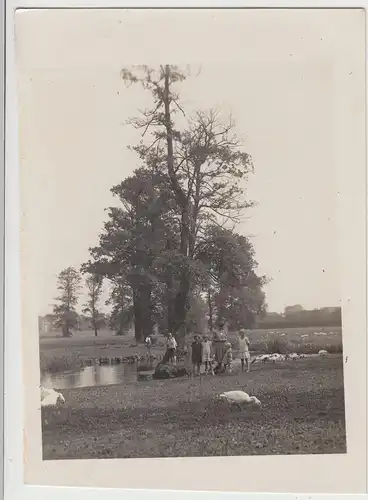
[{"left": 41, "top": 363, "right": 137, "bottom": 390}]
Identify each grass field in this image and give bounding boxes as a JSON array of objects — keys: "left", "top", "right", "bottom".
[
  {"left": 39, "top": 326, "right": 343, "bottom": 373},
  {"left": 42, "top": 354, "right": 346, "bottom": 459},
  {"left": 40, "top": 326, "right": 346, "bottom": 458}
]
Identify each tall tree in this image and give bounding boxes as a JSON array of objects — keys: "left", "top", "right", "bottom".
[
  {"left": 83, "top": 166, "right": 179, "bottom": 341},
  {"left": 53, "top": 267, "right": 81, "bottom": 337},
  {"left": 81, "top": 273, "right": 104, "bottom": 336},
  {"left": 105, "top": 277, "right": 134, "bottom": 336},
  {"left": 196, "top": 226, "right": 267, "bottom": 330},
  {"left": 122, "top": 65, "right": 254, "bottom": 337}
]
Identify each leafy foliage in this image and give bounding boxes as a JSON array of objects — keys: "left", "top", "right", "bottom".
[
  {"left": 196, "top": 226, "right": 267, "bottom": 329},
  {"left": 120, "top": 65, "right": 259, "bottom": 335},
  {"left": 105, "top": 278, "right": 134, "bottom": 336},
  {"left": 81, "top": 65, "right": 267, "bottom": 339}
]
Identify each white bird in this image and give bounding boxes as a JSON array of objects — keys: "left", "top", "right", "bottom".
[
  {"left": 288, "top": 352, "right": 299, "bottom": 360},
  {"left": 267, "top": 353, "right": 283, "bottom": 363},
  {"left": 40, "top": 386, "right": 65, "bottom": 407},
  {"left": 253, "top": 354, "right": 271, "bottom": 363},
  {"left": 318, "top": 349, "right": 328, "bottom": 356},
  {"left": 219, "top": 390, "right": 261, "bottom": 406}
]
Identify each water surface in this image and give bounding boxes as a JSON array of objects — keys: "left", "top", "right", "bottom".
[{"left": 41, "top": 363, "right": 139, "bottom": 390}]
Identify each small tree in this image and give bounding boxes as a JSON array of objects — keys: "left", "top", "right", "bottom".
[
  {"left": 53, "top": 267, "right": 81, "bottom": 337},
  {"left": 82, "top": 274, "right": 104, "bottom": 336}
]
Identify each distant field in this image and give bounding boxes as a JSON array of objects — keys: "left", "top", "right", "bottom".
[{"left": 39, "top": 326, "right": 343, "bottom": 373}]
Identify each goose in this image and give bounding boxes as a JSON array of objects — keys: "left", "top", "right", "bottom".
[
  {"left": 40, "top": 386, "right": 65, "bottom": 407},
  {"left": 269, "top": 353, "right": 286, "bottom": 362},
  {"left": 253, "top": 354, "right": 270, "bottom": 363},
  {"left": 287, "top": 352, "right": 299, "bottom": 360},
  {"left": 219, "top": 390, "right": 261, "bottom": 406}
]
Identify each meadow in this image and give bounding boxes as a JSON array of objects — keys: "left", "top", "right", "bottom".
[
  {"left": 39, "top": 326, "right": 343, "bottom": 373},
  {"left": 40, "top": 326, "right": 346, "bottom": 459},
  {"left": 42, "top": 355, "right": 346, "bottom": 459}
]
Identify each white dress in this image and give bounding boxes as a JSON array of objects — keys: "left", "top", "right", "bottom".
[
  {"left": 202, "top": 340, "right": 212, "bottom": 362},
  {"left": 238, "top": 337, "right": 250, "bottom": 360}
]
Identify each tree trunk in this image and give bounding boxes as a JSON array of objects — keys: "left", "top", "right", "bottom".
[
  {"left": 173, "top": 268, "right": 190, "bottom": 335},
  {"left": 92, "top": 306, "right": 98, "bottom": 336},
  {"left": 117, "top": 290, "right": 125, "bottom": 335},
  {"left": 163, "top": 66, "right": 191, "bottom": 337},
  {"left": 167, "top": 299, "right": 175, "bottom": 333},
  {"left": 133, "top": 284, "right": 153, "bottom": 342},
  {"left": 207, "top": 289, "right": 213, "bottom": 332},
  {"left": 133, "top": 288, "right": 143, "bottom": 342},
  {"left": 173, "top": 208, "right": 191, "bottom": 334},
  {"left": 141, "top": 284, "right": 153, "bottom": 340},
  {"left": 165, "top": 239, "right": 175, "bottom": 333}
]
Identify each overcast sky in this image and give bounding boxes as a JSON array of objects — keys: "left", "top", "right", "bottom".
[{"left": 16, "top": 8, "right": 347, "bottom": 316}]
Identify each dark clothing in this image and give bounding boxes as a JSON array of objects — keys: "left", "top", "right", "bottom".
[
  {"left": 213, "top": 339, "right": 226, "bottom": 363},
  {"left": 191, "top": 341, "right": 203, "bottom": 364}
]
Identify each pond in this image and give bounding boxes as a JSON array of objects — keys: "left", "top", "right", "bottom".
[{"left": 41, "top": 363, "right": 140, "bottom": 390}]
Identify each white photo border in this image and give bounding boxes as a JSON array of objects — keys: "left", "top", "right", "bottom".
[{"left": 4, "top": 2, "right": 368, "bottom": 500}]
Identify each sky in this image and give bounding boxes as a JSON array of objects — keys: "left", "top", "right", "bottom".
[{"left": 15, "top": 8, "right": 344, "bottom": 316}]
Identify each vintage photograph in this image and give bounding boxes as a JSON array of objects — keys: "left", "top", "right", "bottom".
[{"left": 16, "top": 8, "right": 360, "bottom": 469}]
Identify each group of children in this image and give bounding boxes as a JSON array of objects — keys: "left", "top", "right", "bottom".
[
  {"left": 190, "top": 328, "right": 251, "bottom": 376},
  {"left": 146, "top": 328, "right": 252, "bottom": 376}
]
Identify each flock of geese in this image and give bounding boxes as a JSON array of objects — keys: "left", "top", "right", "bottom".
[{"left": 252, "top": 349, "right": 328, "bottom": 364}]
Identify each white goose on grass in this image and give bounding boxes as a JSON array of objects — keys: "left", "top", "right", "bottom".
[
  {"left": 41, "top": 386, "right": 65, "bottom": 407},
  {"left": 219, "top": 390, "right": 261, "bottom": 407},
  {"left": 269, "top": 353, "right": 286, "bottom": 362},
  {"left": 287, "top": 352, "right": 300, "bottom": 360}
]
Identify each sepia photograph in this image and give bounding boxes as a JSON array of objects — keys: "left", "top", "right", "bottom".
[{"left": 13, "top": 6, "right": 367, "bottom": 493}]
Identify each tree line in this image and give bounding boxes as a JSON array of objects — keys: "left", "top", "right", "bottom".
[{"left": 51, "top": 65, "right": 268, "bottom": 342}]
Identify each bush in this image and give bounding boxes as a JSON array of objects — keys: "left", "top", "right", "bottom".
[
  {"left": 39, "top": 354, "right": 81, "bottom": 374},
  {"left": 138, "top": 363, "right": 153, "bottom": 371},
  {"left": 265, "top": 338, "right": 290, "bottom": 354}
]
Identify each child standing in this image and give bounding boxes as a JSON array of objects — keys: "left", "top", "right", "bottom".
[
  {"left": 191, "top": 335, "right": 203, "bottom": 376},
  {"left": 223, "top": 341, "right": 233, "bottom": 374},
  {"left": 201, "top": 335, "right": 213, "bottom": 374},
  {"left": 145, "top": 335, "right": 152, "bottom": 355},
  {"left": 238, "top": 328, "right": 251, "bottom": 372},
  {"left": 166, "top": 332, "right": 177, "bottom": 365}
]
